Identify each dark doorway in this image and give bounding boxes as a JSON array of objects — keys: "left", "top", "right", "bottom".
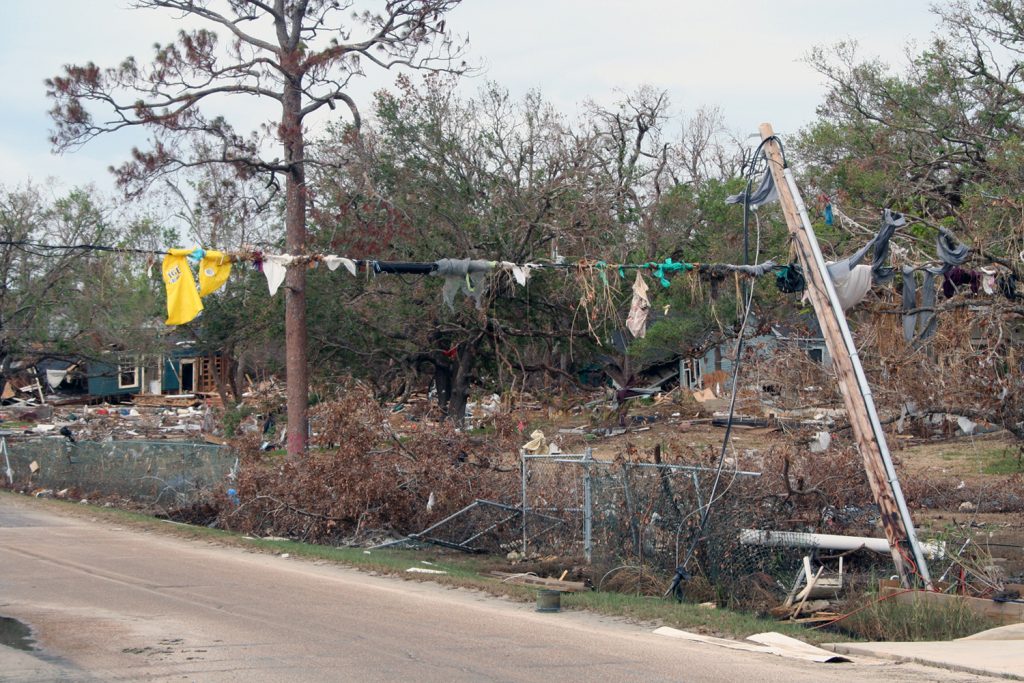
[{"left": 180, "top": 360, "right": 196, "bottom": 393}]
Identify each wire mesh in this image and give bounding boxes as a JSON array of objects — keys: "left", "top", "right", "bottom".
[
  {"left": 518, "top": 453, "right": 871, "bottom": 605},
  {"left": 521, "top": 452, "right": 592, "bottom": 558},
  {"left": 3, "top": 437, "right": 235, "bottom": 507}
]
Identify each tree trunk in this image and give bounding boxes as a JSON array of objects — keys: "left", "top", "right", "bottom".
[
  {"left": 282, "top": 70, "right": 309, "bottom": 459},
  {"left": 449, "top": 344, "right": 476, "bottom": 428},
  {"left": 434, "top": 361, "right": 453, "bottom": 416},
  {"left": 232, "top": 348, "right": 247, "bottom": 404}
]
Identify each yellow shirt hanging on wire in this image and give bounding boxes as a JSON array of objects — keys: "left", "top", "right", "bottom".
[
  {"left": 199, "top": 250, "right": 232, "bottom": 296},
  {"left": 162, "top": 248, "right": 203, "bottom": 325}
]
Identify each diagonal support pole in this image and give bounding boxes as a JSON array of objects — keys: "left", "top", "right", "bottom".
[{"left": 759, "top": 123, "right": 931, "bottom": 589}]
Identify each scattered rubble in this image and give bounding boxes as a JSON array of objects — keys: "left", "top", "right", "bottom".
[{"left": 0, "top": 402, "right": 213, "bottom": 442}]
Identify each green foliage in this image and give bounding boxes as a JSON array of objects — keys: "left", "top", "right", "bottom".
[
  {"left": 221, "top": 404, "right": 255, "bottom": 438},
  {"left": 0, "top": 185, "right": 165, "bottom": 365},
  {"left": 796, "top": 1, "right": 1024, "bottom": 257}
]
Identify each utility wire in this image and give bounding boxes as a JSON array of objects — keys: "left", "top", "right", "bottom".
[{"left": 666, "top": 136, "right": 777, "bottom": 600}]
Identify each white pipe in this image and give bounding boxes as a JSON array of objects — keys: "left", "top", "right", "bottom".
[
  {"left": 782, "top": 168, "right": 933, "bottom": 586},
  {"left": 739, "top": 529, "right": 946, "bottom": 559}
]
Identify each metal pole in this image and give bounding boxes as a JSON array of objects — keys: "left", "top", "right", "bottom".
[
  {"left": 741, "top": 175, "right": 752, "bottom": 314},
  {"left": 691, "top": 471, "right": 703, "bottom": 516},
  {"left": 521, "top": 449, "right": 528, "bottom": 555},
  {"left": 583, "top": 447, "right": 593, "bottom": 563},
  {"left": 2, "top": 437, "right": 12, "bottom": 485}
]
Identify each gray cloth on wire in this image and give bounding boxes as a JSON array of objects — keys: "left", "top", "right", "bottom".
[
  {"left": 918, "top": 271, "right": 938, "bottom": 340},
  {"left": 725, "top": 167, "right": 778, "bottom": 209},
  {"left": 901, "top": 266, "right": 917, "bottom": 342},
  {"left": 721, "top": 259, "right": 777, "bottom": 277},
  {"left": 936, "top": 227, "right": 969, "bottom": 273},
  {"left": 433, "top": 258, "right": 494, "bottom": 311},
  {"left": 870, "top": 209, "right": 903, "bottom": 284},
  {"left": 823, "top": 208, "right": 904, "bottom": 310},
  {"left": 902, "top": 266, "right": 938, "bottom": 342},
  {"left": 829, "top": 208, "right": 902, "bottom": 284}
]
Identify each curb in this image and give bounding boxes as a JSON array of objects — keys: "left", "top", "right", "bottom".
[{"left": 826, "top": 643, "right": 1023, "bottom": 681}]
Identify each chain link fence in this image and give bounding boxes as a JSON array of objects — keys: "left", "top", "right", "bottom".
[
  {"left": 517, "top": 451, "right": 873, "bottom": 605},
  {"left": 1, "top": 436, "right": 235, "bottom": 508}
]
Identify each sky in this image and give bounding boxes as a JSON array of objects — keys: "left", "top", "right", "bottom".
[{"left": 0, "top": 1, "right": 943, "bottom": 198}]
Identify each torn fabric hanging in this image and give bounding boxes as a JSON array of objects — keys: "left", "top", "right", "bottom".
[
  {"left": 626, "top": 271, "right": 651, "bottom": 338},
  {"left": 871, "top": 209, "right": 903, "bottom": 284},
  {"left": 496, "top": 261, "right": 537, "bottom": 287},
  {"left": 324, "top": 256, "right": 357, "bottom": 276},
  {"left": 942, "top": 266, "right": 980, "bottom": 298},
  {"left": 981, "top": 269, "right": 997, "bottom": 295},
  {"left": 433, "top": 259, "right": 493, "bottom": 311},
  {"left": 825, "top": 263, "right": 873, "bottom": 311},
  {"left": 725, "top": 166, "right": 779, "bottom": 209},
  {"left": 936, "top": 228, "right": 970, "bottom": 272},
  {"left": 776, "top": 263, "right": 805, "bottom": 293},
  {"left": 901, "top": 266, "right": 917, "bottom": 342},
  {"left": 918, "top": 271, "right": 938, "bottom": 340},
  {"left": 263, "top": 254, "right": 295, "bottom": 297},
  {"left": 45, "top": 369, "right": 67, "bottom": 390},
  {"left": 198, "top": 250, "right": 232, "bottom": 296},
  {"left": 999, "top": 272, "right": 1019, "bottom": 300},
  {"left": 818, "top": 210, "right": 903, "bottom": 310},
  {"left": 162, "top": 248, "right": 204, "bottom": 325},
  {"left": 511, "top": 265, "right": 531, "bottom": 286},
  {"left": 831, "top": 208, "right": 901, "bottom": 285}
]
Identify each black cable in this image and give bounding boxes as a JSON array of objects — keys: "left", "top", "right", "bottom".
[
  {"left": 666, "top": 136, "right": 775, "bottom": 599},
  {"left": 0, "top": 240, "right": 164, "bottom": 256}
]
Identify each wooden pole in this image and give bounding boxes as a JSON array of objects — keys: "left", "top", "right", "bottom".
[{"left": 758, "top": 123, "right": 931, "bottom": 588}]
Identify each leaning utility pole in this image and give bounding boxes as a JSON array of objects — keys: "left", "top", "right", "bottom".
[{"left": 759, "top": 123, "right": 932, "bottom": 589}]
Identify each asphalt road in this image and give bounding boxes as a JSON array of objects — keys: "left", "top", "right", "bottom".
[{"left": 0, "top": 497, "right": 994, "bottom": 682}]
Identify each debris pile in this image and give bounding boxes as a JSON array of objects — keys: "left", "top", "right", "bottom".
[
  {"left": 0, "top": 401, "right": 214, "bottom": 442},
  {"left": 220, "top": 382, "right": 520, "bottom": 544}
]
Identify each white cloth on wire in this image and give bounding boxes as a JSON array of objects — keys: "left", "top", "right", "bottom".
[
  {"left": 263, "top": 254, "right": 295, "bottom": 296},
  {"left": 45, "top": 369, "right": 68, "bottom": 390},
  {"left": 626, "top": 271, "right": 651, "bottom": 337},
  {"left": 827, "top": 262, "right": 873, "bottom": 311},
  {"left": 324, "top": 256, "right": 357, "bottom": 276}
]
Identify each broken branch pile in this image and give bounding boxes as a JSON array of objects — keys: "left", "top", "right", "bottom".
[{"left": 220, "top": 382, "right": 519, "bottom": 544}]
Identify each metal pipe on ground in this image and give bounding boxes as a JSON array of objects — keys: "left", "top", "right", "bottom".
[{"left": 739, "top": 529, "right": 946, "bottom": 559}]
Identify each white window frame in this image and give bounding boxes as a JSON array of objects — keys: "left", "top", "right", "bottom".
[{"left": 118, "top": 361, "right": 139, "bottom": 389}]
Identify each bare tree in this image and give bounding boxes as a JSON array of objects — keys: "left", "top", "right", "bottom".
[{"left": 47, "top": 0, "right": 466, "bottom": 458}]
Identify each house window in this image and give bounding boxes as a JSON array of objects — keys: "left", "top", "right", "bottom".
[
  {"left": 808, "top": 348, "right": 824, "bottom": 364},
  {"left": 118, "top": 362, "right": 139, "bottom": 388}
]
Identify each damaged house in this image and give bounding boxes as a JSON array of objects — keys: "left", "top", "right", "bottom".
[
  {"left": 4, "top": 344, "right": 230, "bottom": 405},
  {"left": 619, "top": 314, "right": 831, "bottom": 396},
  {"left": 87, "top": 345, "right": 230, "bottom": 398}
]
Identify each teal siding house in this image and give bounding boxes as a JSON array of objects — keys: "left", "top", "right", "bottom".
[{"left": 86, "top": 347, "right": 211, "bottom": 398}]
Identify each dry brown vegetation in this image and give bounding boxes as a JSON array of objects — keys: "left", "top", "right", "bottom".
[{"left": 219, "top": 382, "right": 520, "bottom": 544}]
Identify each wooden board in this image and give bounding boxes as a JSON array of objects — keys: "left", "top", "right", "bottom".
[
  {"left": 132, "top": 394, "right": 197, "bottom": 407},
  {"left": 879, "top": 580, "right": 1024, "bottom": 625},
  {"left": 490, "top": 571, "right": 588, "bottom": 592}
]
